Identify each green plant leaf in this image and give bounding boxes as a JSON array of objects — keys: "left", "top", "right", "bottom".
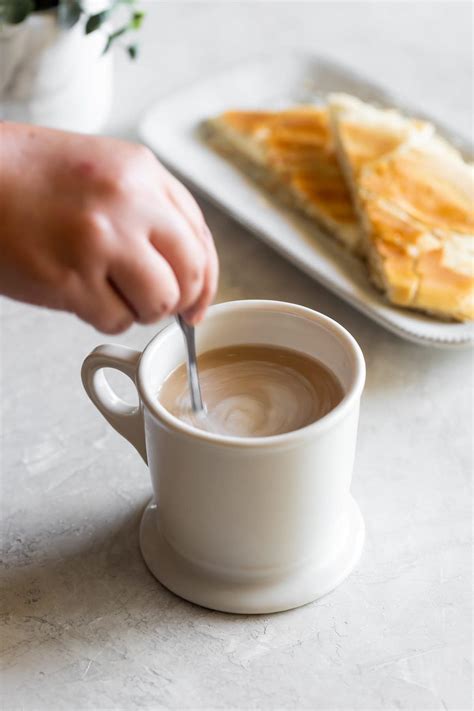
[
  {"left": 92, "top": 2, "right": 144, "bottom": 59},
  {"left": 101, "top": 26, "right": 126, "bottom": 54},
  {"left": 109, "top": 26, "right": 127, "bottom": 40},
  {"left": 1, "top": 0, "right": 34, "bottom": 24},
  {"left": 127, "top": 43, "right": 138, "bottom": 59},
  {"left": 85, "top": 10, "right": 108, "bottom": 34},
  {"left": 58, "top": 0, "right": 82, "bottom": 29},
  {"left": 102, "top": 35, "right": 113, "bottom": 54},
  {"left": 130, "top": 10, "right": 144, "bottom": 29}
]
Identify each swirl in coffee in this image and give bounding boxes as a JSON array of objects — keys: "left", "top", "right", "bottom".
[{"left": 158, "top": 344, "right": 343, "bottom": 438}]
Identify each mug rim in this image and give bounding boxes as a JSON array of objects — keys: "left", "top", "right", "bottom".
[{"left": 137, "top": 300, "right": 366, "bottom": 448}]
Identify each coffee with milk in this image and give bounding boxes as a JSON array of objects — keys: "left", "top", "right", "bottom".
[{"left": 158, "top": 344, "right": 343, "bottom": 438}]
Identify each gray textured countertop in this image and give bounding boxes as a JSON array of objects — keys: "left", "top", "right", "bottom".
[{"left": 1, "top": 2, "right": 472, "bottom": 710}]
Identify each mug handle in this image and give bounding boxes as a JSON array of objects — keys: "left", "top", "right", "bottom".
[{"left": 81, "top": 344, "right": 147, "bottom": 463}]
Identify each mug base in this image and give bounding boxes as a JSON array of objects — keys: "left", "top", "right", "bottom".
[{"left": 139, "top": 498, "right": 365, "bottom": 614}]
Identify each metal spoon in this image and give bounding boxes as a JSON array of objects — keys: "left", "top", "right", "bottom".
[{"left": 175, "top": 314, "right": 205, "bottom": 413}]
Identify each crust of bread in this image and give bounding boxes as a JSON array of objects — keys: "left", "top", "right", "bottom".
[
  {"left": 329, "top": 94, "right": 474, "bottom": 321},
  {"left": 205, "top": 107, "right": 361, "bottom": 252}
]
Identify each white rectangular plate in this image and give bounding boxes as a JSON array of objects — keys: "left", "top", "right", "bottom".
[{"left": 139, "top": 52, "right": 473, "bottom": 348}]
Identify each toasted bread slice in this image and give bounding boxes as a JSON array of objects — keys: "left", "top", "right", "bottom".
[
  {"left": 330, "top": 94, "right": 474, "bottom": 321},
  {"left": 205, "top": 107, "right": 361, "bottom": 252}
]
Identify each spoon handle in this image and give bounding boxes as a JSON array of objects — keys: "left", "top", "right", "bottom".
[{"left": 176, "top": 315, "right": 205, "bottom": 413}]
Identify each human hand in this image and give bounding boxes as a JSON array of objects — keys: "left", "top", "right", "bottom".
[{"left": 0, "top": 122, "right": 218, "bottom": 333}]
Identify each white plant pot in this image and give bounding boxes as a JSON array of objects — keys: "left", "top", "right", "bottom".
[{"left": 0, "top": 10, "right": 113, "bottom": 134}]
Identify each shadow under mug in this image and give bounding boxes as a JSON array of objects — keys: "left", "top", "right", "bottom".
[{"left": 81, "top": 300, "right": 366, "bottom": 614}]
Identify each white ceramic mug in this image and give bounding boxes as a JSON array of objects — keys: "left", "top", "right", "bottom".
[{"left": 81, "top": 300, "right": 366, "bottom": 613}]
